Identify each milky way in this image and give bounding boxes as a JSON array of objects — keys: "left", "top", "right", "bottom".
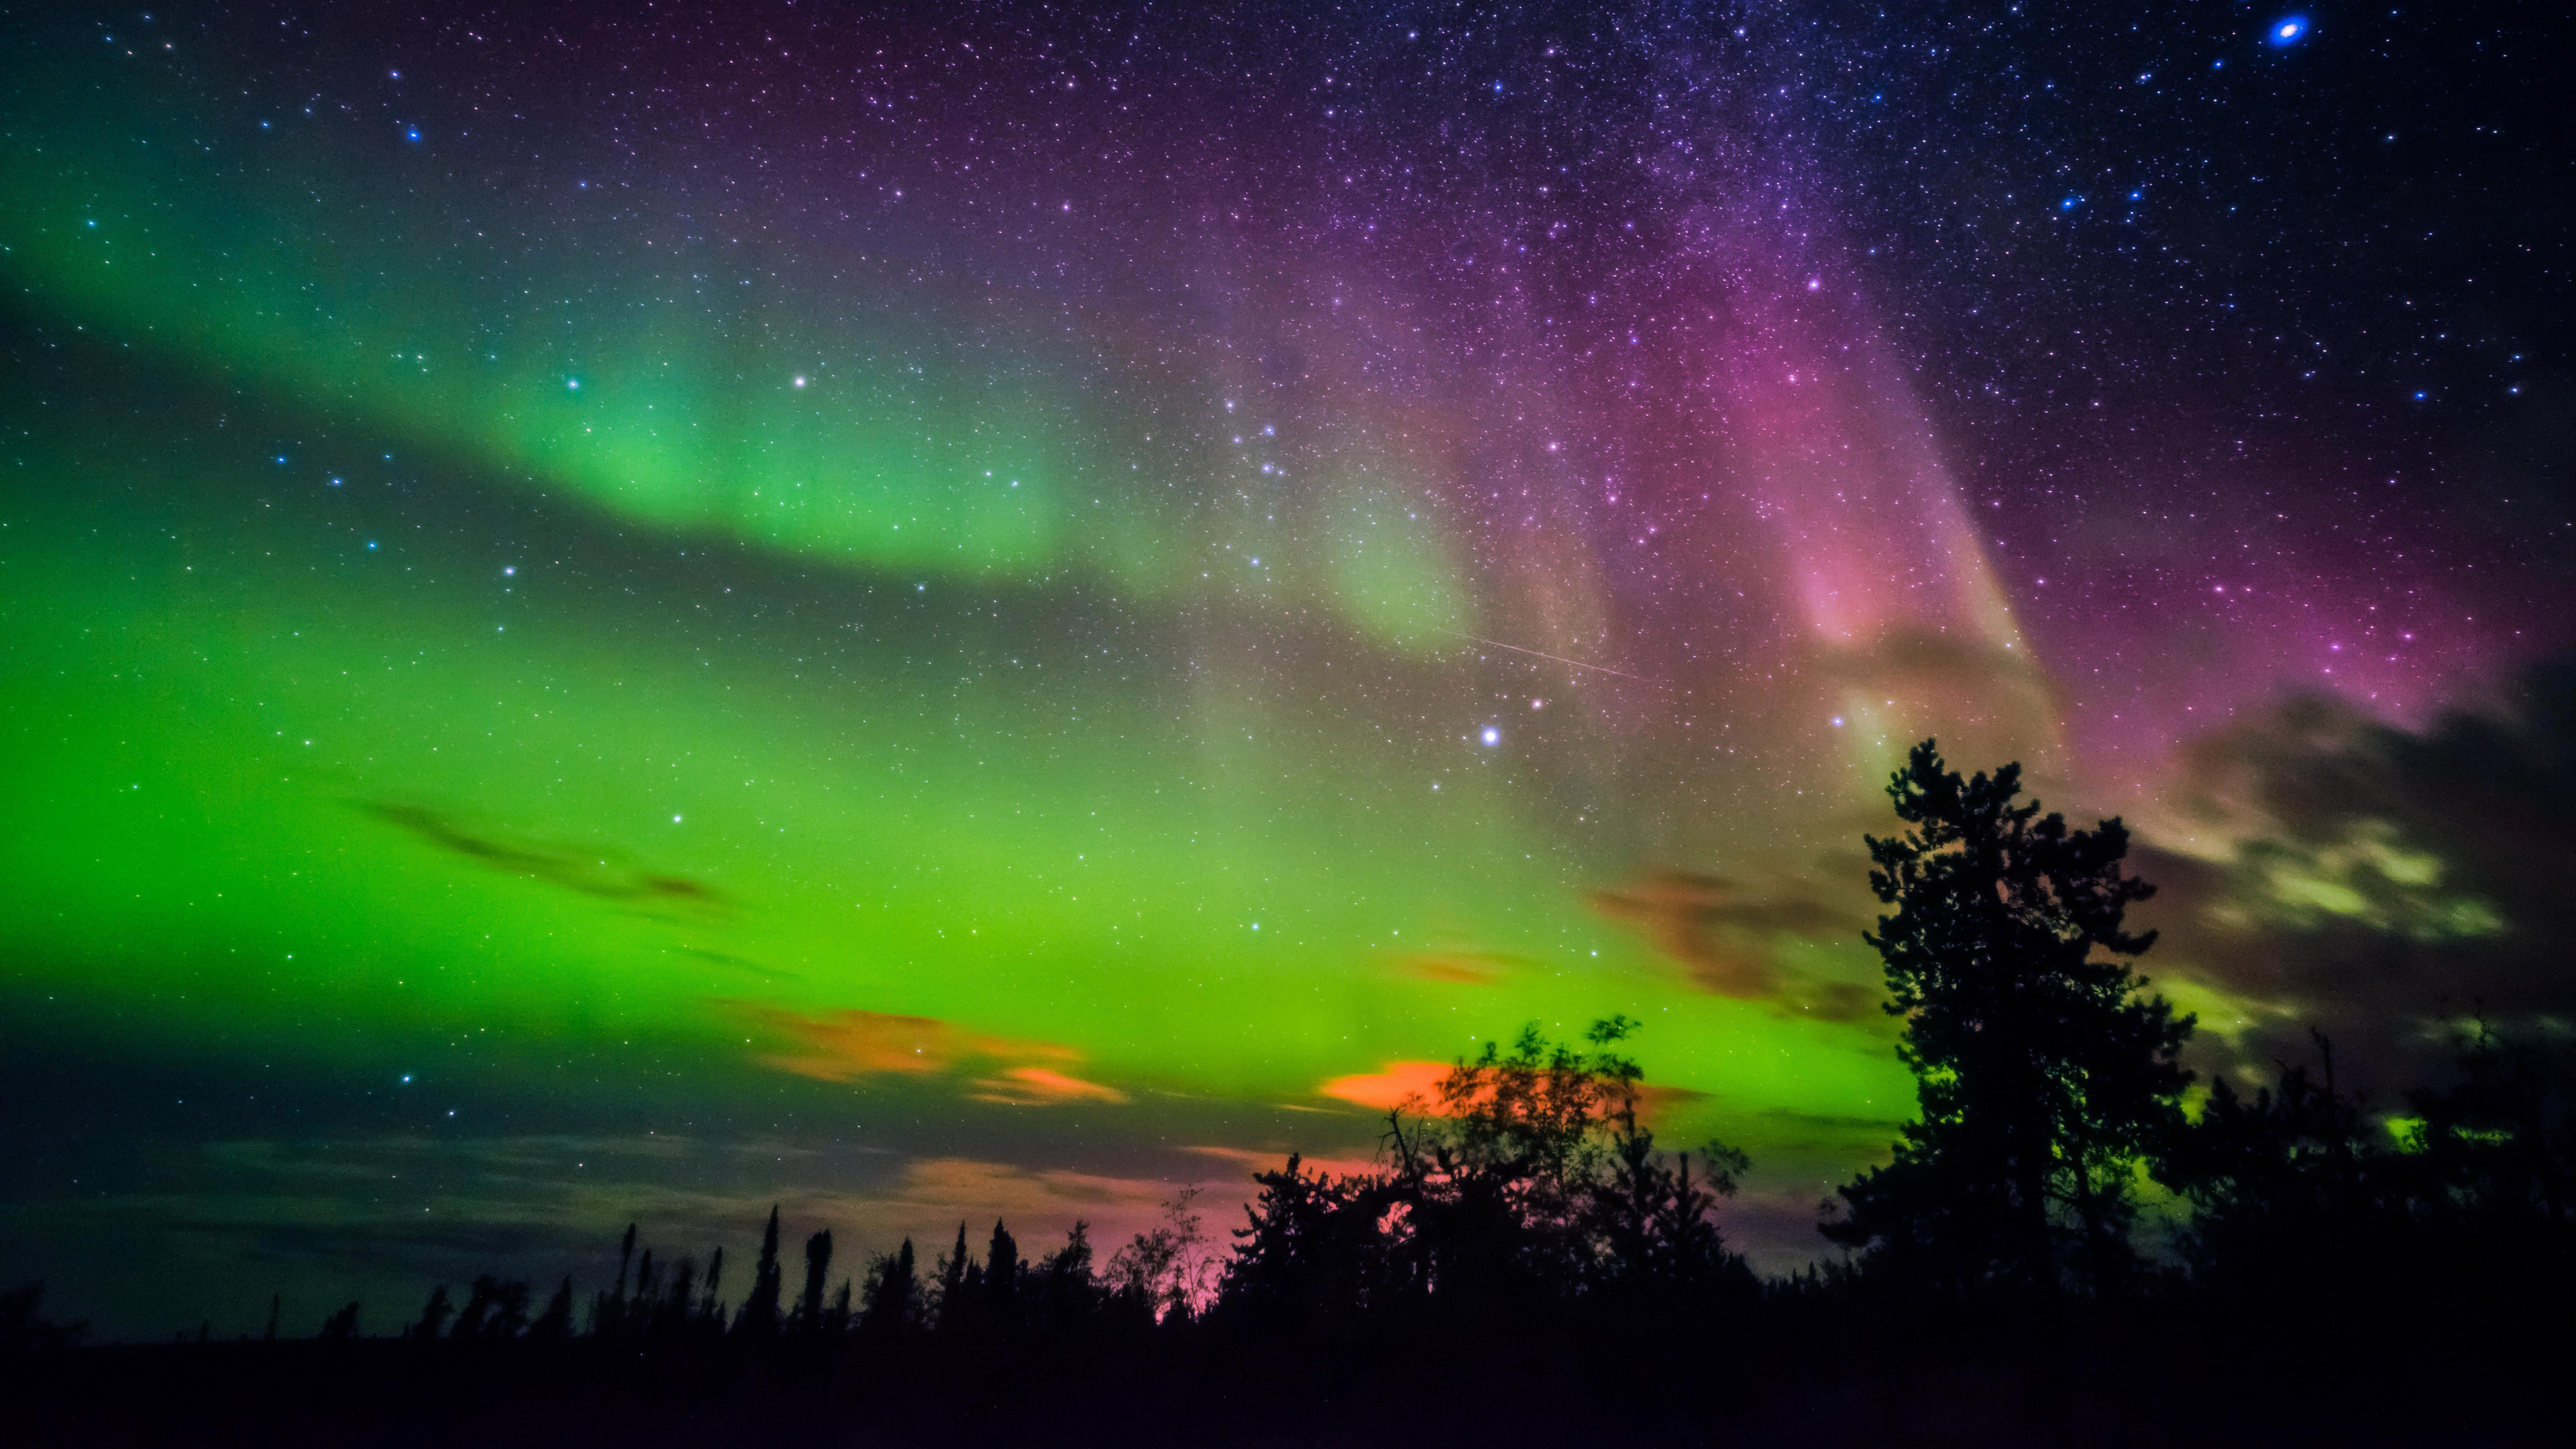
[{"left": 3, "top": 2, "right": 2567, "bottom": 1334}]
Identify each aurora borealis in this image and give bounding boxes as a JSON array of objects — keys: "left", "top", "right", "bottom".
[{"left": 5, "top": 3, "right": 2570, "bottom": 1337}]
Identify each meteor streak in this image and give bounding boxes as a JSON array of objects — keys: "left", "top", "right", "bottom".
[{"left": 1437, "top": 631, "right": 1663, "bottom": 685}]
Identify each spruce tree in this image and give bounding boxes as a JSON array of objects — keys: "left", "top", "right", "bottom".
[
  {"left": 934, "top": 1222, "right": 972, "bottom": 1332},
  {"left": 798, "top": 1229, "right": 833, "bottom": 1333},
  {"left": 736, "top": 1205, "right": 784, "bottom": 1335},
  {"left": 981, "top": 1220, "right": 1020, "bottom": 1328},
  {"left": 698, "top": 1245, "right": 725, "bottom": 1332},
  {"left": 1825, "top": 740, "right": 2193, "bottom": 1295}
]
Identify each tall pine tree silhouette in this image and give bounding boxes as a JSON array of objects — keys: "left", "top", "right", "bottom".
[
  {"left": 1825, "top": 741, "right": 2192, "bottom": 1295},
  {"left": 934, "top": 1222, "right": 972, "bottom": 1332},
  {"left": 798, "top": 1229, "right": 833, "bottom": 1334},
  {"left": 981, "top": 1220, "right": 1020, "bottom": 1328},
  {"left": 736, "top": 1205, "right": 784, "bottom": 1336}
]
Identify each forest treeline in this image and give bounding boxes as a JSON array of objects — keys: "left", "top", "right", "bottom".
[
  {"left": 362, "top": 1010, "right": 1758, "bottom": 1358},
  {"left": 7, "top": 743, "right": 2569, "bottom": 1443}
]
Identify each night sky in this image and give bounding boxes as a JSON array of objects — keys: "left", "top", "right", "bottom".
[{"left": 5, "top": 1, "right": 2570, "bottom": 1338}]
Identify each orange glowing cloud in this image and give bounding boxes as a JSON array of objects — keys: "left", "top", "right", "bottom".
[
  {"left": 741, "top": 1007, "right": 962, "bottom": 1078},
  {"left": 1318, "top": 1061, "right": 1451, "bottom": 1112},
  {"left": 971, "top": 1066, "right": 1129, "bottom": 1106},
  {"left": 729, "top": 1004, "right": 1109, "bottom": 1105}
]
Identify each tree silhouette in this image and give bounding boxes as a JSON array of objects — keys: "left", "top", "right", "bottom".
[
  {"left": 698, "top": 1244, "right": 726, "bottom": 1332},
  {"left": 1221, "top": 1154, "right": 1382, "bottom": 1334},
  {"left": 798, "top": 1229, "right": 833, "bottom": 1334},
  {"left": 1214, "top": 1019, "right": 1748, "bottom": 1337},
  {"left": 1107, "top": 1189, "right": 1214, "bottom": 1322},
  {"left": 980, "top": 1220, "right": 1020, "bottom": 1330},
  {"left": 1587, "top": 1102, "right": 1752, "bottom": 1300},
  {"left": 412, "top": 1284, "right": 453, "bottom": 1341},
  {"left": 861, "top": 1237, "right": 918, "bottom": 1337},
  {"left": 932, "top": 1222, "right": 973, "bottom": 1332},
  {"left": 451, "top": 1276, "right": 529, "bottom": 1338},
  {"left": 2155, "top": 1030, "right": 2384, "bottom": 1305},
  {"left": 1036, "top": 1222, "right": 1097, "bottom": 1333},
  {"left": 529, "top": 1277, "right": 574, "bottom": 1340},
  {"left": 735, "top": 1205, "right": 784, "bottom": 1336},
  {"left": 612, "top": 1222, "right": 637, "bottom": 1331},
  {"left": 317, "top": 1301, "right": 361, "bottom": 1341},
  {"left": 2162, "top": 1020, "right": 2576, "bottom": 1319},
  {"left": 592, "top": 1222, "right": 640, "bottom": 1338},
  {"left": 0, "top": 1283, "right": 87, "bottom": 1351},
  {"left": 2404, "top": 1018, "right": 2575, "bottom": 1237},
  {"left": 1825, "top": 740, "right": 2194, "bottom": 1296}
]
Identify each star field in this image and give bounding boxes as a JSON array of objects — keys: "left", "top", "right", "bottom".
[{"left": 2, "top": 1, "right": 2569, "bottom": 1335}]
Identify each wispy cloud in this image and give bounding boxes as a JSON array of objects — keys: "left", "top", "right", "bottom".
[
  {"left": 1586, "top": 865, "right": 1882, "bottom": 1020},
  {"left": 971, "top": 1067, "right": 1130, "bottom": 1106},
  {"left": 358, "top": 801, "right": 729, "bottom": 915}
]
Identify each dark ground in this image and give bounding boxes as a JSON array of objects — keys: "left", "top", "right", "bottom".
[{"left": 3, "top": 1313, "right": 2557, "bottom": 1449}]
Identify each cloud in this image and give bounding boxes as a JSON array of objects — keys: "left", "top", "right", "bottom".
[
  {"left": 737, "top": 1006, "right": 981, "bottom": 1078},
  {"left": 881, "top": 1157, "right": 1171, "bottom": 1219},
  {"left": 1391, "top": 949, "right": 1521, "bottom": 985},
  {"left": 358, "top": 801, "right": 729, "bottom": 914},
  {"left": 1318, "top": 1061, "right": 1449, "bottom": 1112},
  {"left": 1591, "top": 869, "right": 1790, "bottom": 998},
  {"left": 678, "top": 946, "right": 798, "bottom": 979},
  {"left": 852, "top": 1157, "right": 1241, "bottom": 1262},
  {"left": 2131, "top": 655, "right": 2576, "bottom": 1088},
  {"left": 733, "top": 1004, "right": 1120, "bottom": 1106},
  {"left": 970, "top": 1066, "right": 1130, "bottom": 1106},
  {"left": 1586, "top": 865, "right": 1880, "bottom": 1019}
]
